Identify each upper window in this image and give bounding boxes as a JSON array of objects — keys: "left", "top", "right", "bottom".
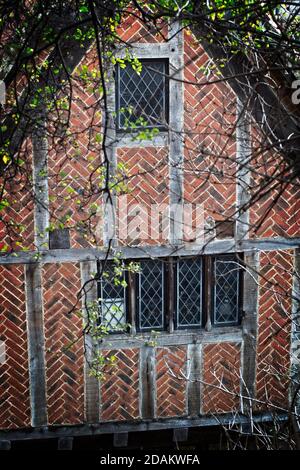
[
  {"left": 115, "top": 59, "right": 169, "bottom": 131},
  {"left": 97, "top": 255, "right": 242, "bottom": 333}
]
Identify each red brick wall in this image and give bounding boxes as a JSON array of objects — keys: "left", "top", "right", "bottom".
[
  {"left": 43, "top": 262, "right": 84, "bottom": 425},
  {"left": 202, "top": 342, "right": 241, "bottom": 414},
  {"left": 117, "top": 147, "right": 169, "bottom": 245},
  {"left": 45, "top": 45, "right": 105, "bottom": 250},
  {"left": 156, "top": 346, "right": 187, "bottom": 418},
  {"left": 256, "top": 251, "right": 293, "bottom": 409},
  {"left": 249, "top": 147, "right": 300, "bottom": 238},
  {"left": 101, "top": 349, "right": 139, "bottom": 421},
  {"left": 0, "top": 14, "right": 298, "bottom": 431},
  {"left": 183, "top": 31, "right": 237, "bottom": 230},
  {"left": 0, "top": 145, "right": 34, "bottom": 252},
  {"left": 0, "top": 265, "right": 31, "bottom": 429},
  {"left": 116, "top": 12, "right": 167, "bottom": 43}
]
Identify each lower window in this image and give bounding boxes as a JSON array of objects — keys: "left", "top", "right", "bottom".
[{"left": 97, "top": 255, "right": 243, "bottom": 333}]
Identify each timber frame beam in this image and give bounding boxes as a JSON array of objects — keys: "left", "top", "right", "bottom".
[
  {"left": 0, "top": 237, "right": 299, "bottom": 266},
  {"left": 0, "top": 411, "right": 288, "bottom": 443}
]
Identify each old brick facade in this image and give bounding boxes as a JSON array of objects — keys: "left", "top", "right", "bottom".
[{"left": 0, "top": 12, "right": 299, "bottom": 445}]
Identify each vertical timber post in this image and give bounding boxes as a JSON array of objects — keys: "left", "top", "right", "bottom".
[
  {"left": 25, "top": 112, "right": 49, "bottom": 427},
  {"left": 32, "top": 106, "right": 49, "bottom": 250},
  {"left": 236, "top": 97, "right": 251, "bottom": 242},
  {"left": 290, "top": 248, "right": 300, "bottom": 448},
  {"left": 25, "top": 263, "right": 48, "bottom": 427},
  {"left": 139, "top": 346, "right": 156, "bottom": 419},
  {"left": 103, "top": 64, "right": 117, "bottom": 247},
  {"left": 187, "top": 343, "right": 201, "bottom": 416},
  {"left": 80, "top": 260, "right": 100, "bottom": 423},
  {"left": 169, "top": 21, "right": 184, "bottom": 245},
  {"left": 241, "top": 251, "right": 259, "bottom": 410}
]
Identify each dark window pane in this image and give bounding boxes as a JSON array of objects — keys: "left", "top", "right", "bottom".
[
  {"left": 213, "top": 257, "right": 240, "bottom": 325},
  {"left": 116, "top": 60, "right": 168, "bottom": 130},
  {"left": 98, "top": 264, "right": 126, "bottom": 331},
  {"left": 137, "top": 259, "right": 164, "bottom": 331},
  {"left": 176, "top": 258, "right": 202, "bottom": 328}
]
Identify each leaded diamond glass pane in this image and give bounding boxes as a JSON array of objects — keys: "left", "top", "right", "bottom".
[
  {"left": 177, "top": 258, "right": 202, "bottom": 328},
  {"left": 138, "top": 259, "right": 164, "bottom": 331},
  {"left": 98, "top": 265, "right": 126, "bottom": 332},
  {"left": 116, "top": 60, "right": 168, "bottom": 130},
  {"left": 213, "top": 257, "right": 240, "bottom": 325}
]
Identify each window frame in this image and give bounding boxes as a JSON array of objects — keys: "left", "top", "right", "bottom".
[
  {"left": 115, "top": 58, "right": 169, "bottom": 133},
  {"left": 211, "top": 255, "right": 243, "bottom": 327},
  {"left": 97, "top": 261, "right": 130, "bottom": 334},
  {"left": 135, "top": 258, "right": 167, "bottom": 333},
  {"left": 97, "top": 255, "right": 243, "bottom": 334},
  {"left": 174, "top": 257, "right": 204, "bottom": 331}
]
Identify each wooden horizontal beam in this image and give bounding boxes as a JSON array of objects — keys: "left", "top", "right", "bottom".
[
  {"left": 0, "top": 412, "right": 288, "bottom": 442},
  {"left": 98, "top": 327, "right": 243, "bottom": 350},
  {"left": 0, "top": 237, "right": 299, "bottom": 265}
]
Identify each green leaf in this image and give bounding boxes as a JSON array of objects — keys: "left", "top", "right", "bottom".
[{"left": 79, "top": 5, "right": 89, "bottom": 13}]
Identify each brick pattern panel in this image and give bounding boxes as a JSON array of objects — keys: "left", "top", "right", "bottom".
[
  {"left": 0, "top": 265, "right": 31, "bottom": 429},
  {"left": 156, "top": 346, "right": 187, "bottom": 418},
  {"left": 43, "top": 262, "right": 84, "bottom": 424},
  {"left": 118, "top": 147, "right": 169, "bottom": 245},
  {"left": 46, "top": 46, "right": 105, "bottom": 250},
  {"left": 256, "top": 251, "right": 293, "bottom": 409},
  {"left": 250, "top": 177, "right": 300, "bottom": 238},
  {"left": 100, "top": 349, "right": 139, "bottom": 421},
  {"left": 248, "top": 134, "right": 300, "bottom": 238},
  {"left": 183, "top": 32, "right": 237, "bottom": 233},
  {"left": 0, "top": 143, "right": 34, "bottom": 252},
  {"left": 202, "top": 342, "right": 241, "bottom": 414},
  {"left": 116, "top": 12, "right": 167, "bottom": 43}
]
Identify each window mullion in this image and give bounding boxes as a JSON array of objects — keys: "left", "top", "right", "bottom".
[
  {"left": 127, "top": 270, "right": 136, "bottom": 335},
  {"left": 204, "top": 257, "right": 213, "bottom": 331},
  {"left": 166, "top": 257, "right": 174, "bottom": 333}
]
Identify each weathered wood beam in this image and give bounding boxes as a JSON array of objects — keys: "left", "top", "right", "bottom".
[
  {"left": 235, "top": 97, "right": 251, "bottom": 241},
  {"left": 98, "top": 327, "right": 242, "bottom": 350},
  {"left": 102, "top": 63, "right": 117, "bottom": 247},
  {"left": 168, "top": 21, "right": 184, "bottom": 244},
  {"left": 241, "top": 251, "right": 259, "bottom": 410},
  {"left": 32, "top": 106, "right": 49, "bottom": 251},
  {"left": 0, "top": 412, "right": 288, "bottom": 442},
  {"left": 187, "top": 344, "right": 201, "bottom": 417},
  {"left": 80, "top": 261, "right": 100, "bottom": 423},
  {"left": 290, "top": 247, "right": 300, "bottom": 450},
  {"left": 24, "top": 263, "right": 48, "bottom": 427},
  {"left": 1, "top": 237, "right": 299, "bottom": 265},
  {"left": 139, "top": 346, "right": 156, "bottom": 419}
]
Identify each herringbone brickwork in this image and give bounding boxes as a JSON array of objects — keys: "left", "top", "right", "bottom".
[
  {"left": 0, "top": 13, "right": 298, "bottom": 432},
  {"left": 183, "top": 32, "right": 237, "bottom": 230},
  {"left": 116, "top": 11, "right": 167, "bottom": 43},
  {"left": 46, "top": 45, "right": 105, "bottom": 250},
  {"left": 117, "top": 147, "right": 169, "bottom": 245},
  {"left": 0, "top": 265, "right": 31, "bottom": 429},
  {"left": 43, "top": 262, "right": 84, "bottom": 424},
  {"left": 100, "top": 349, "right": 139, "bottom": 421},
  {"left": 156, "top": 346, "right": 187, "bottom": 418},
  {"left": 249, "top": 139, "right": 300, "bottom": 238},
  {"left": 202, "top": 342, "right": 241, "bottom": 414},
  {"left": 256, "top": 251, "right": 293, "bottom": 409},
  {"left": 0, "top": 149, "right": 34, "bottom": 252}
]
